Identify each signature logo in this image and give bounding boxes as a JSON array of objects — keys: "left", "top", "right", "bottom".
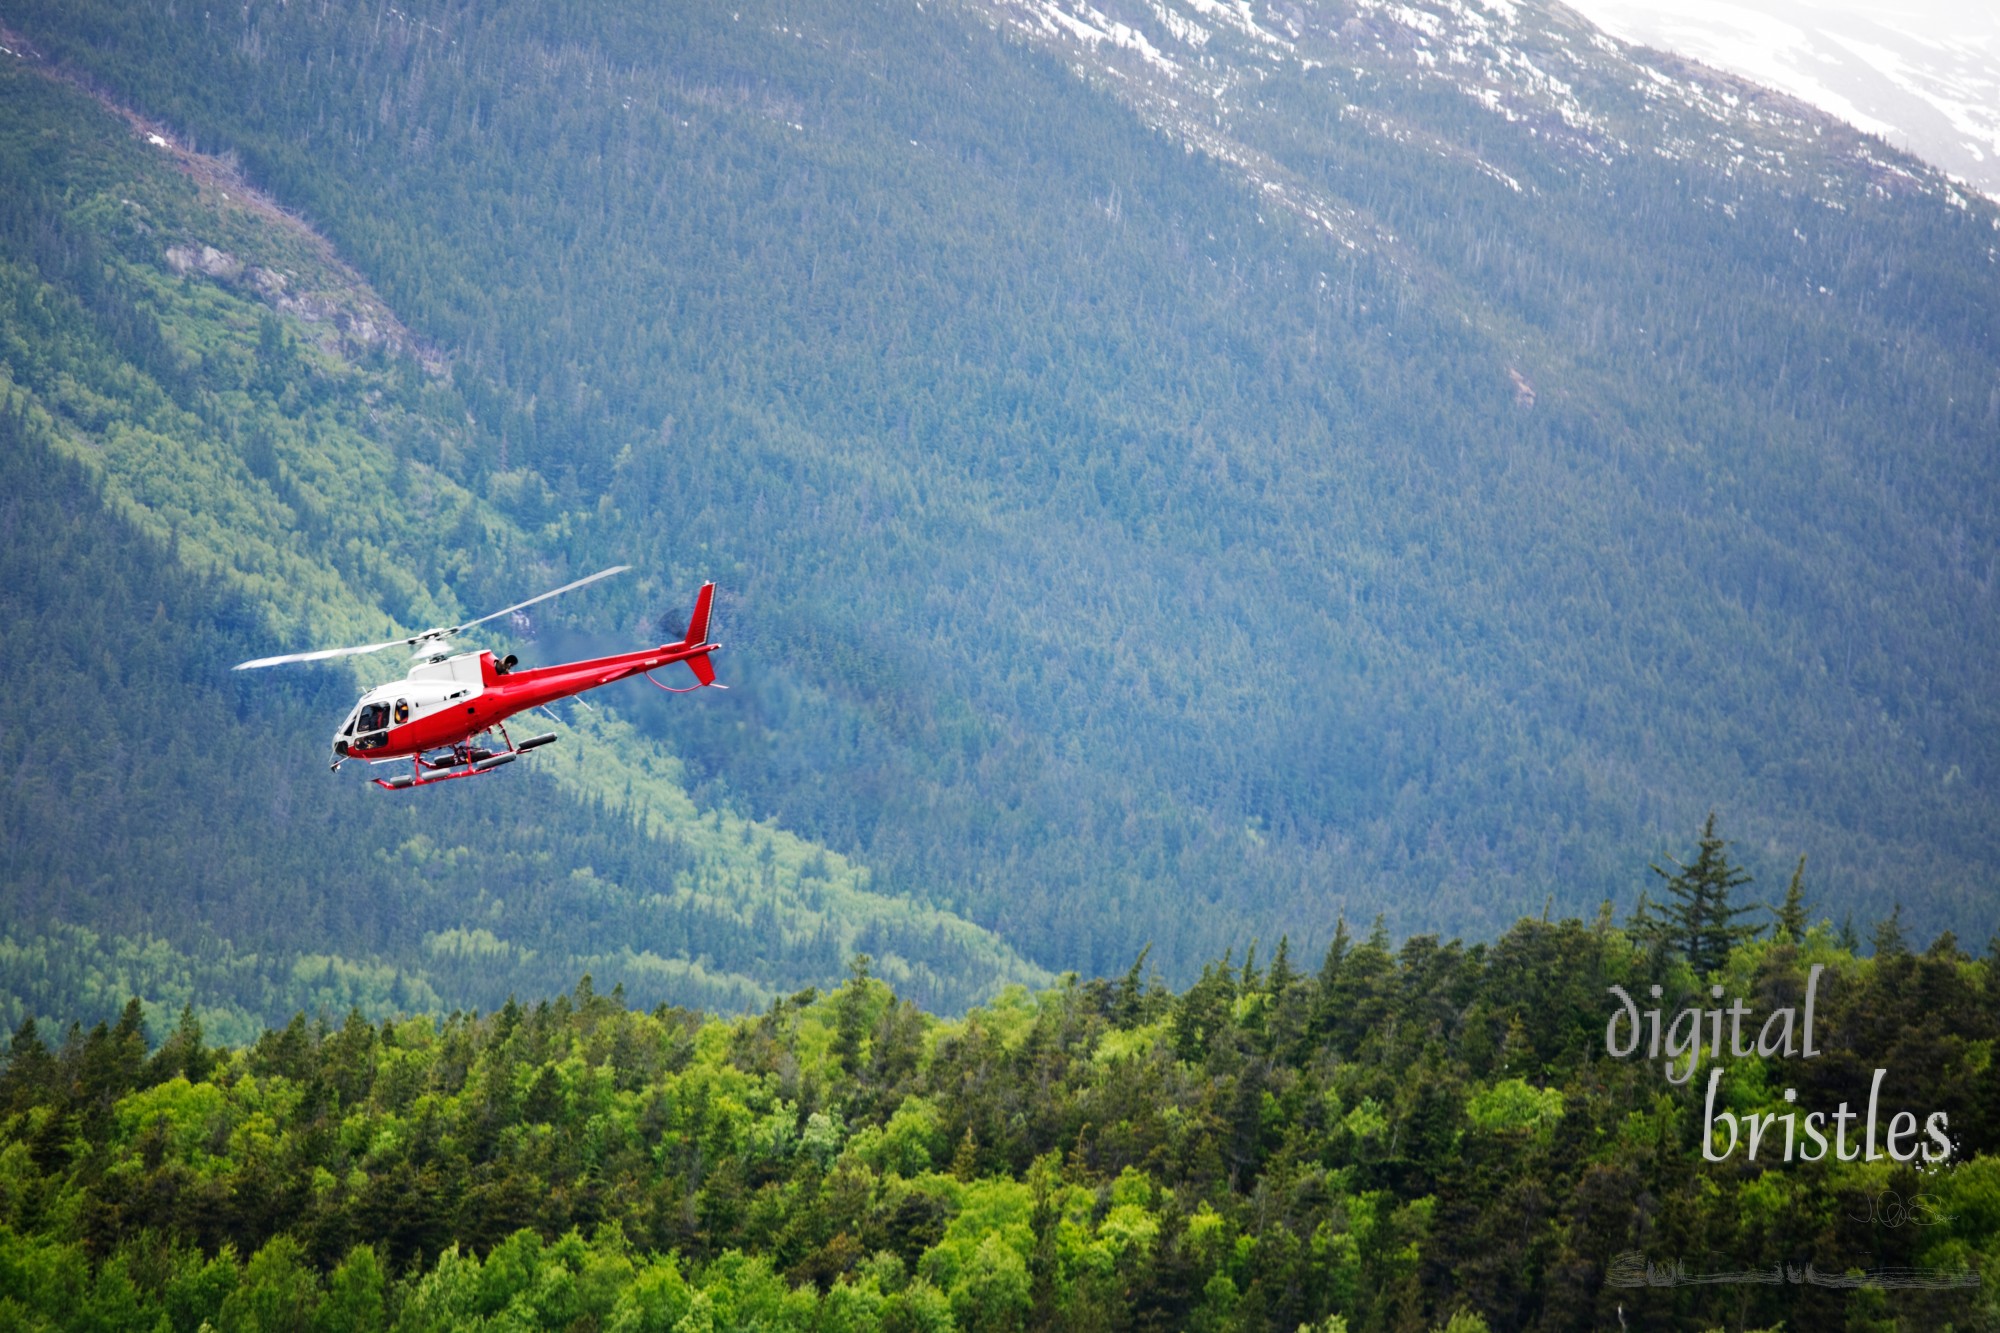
[
  {"left": 1608, "top": 1251, "right": 1981, "bottom": 1291},
  {"left": 1851, "top": 1190, "right": 1954, "bottom": 1228}
]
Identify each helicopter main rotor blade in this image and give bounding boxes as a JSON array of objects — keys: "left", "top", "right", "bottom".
[
  {"left": 231, "top": 565, "right": 631, "bottom": 670},
  {"left": 449, "top": 564, "right": 630, "bottom": 634},
  {"left": 233, "top": 636, "right": 413, "bottom": 670}
]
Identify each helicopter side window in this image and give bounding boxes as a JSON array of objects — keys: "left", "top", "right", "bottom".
[
  {"left": 358, "top": 702, "right": 391, "bottom": 732},
  {"left": 393, "top": 699, "right": 410, "bottom": 725}
]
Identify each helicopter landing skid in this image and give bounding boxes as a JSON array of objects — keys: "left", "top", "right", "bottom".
[{"left": 371, "top": 727, "right": 557, "bottom": 790}]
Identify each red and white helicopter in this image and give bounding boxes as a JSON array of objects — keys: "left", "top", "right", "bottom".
[{"left": 234, "top": 566, "right": 721, "bottom": 789}]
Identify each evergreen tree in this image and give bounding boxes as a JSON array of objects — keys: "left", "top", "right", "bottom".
[
  {"left": 1625, "top": 888, "right": 1669, "bottom": 957},
  {"left": 1646, "top": 813, "right": 1761, "bottom": 975},
  {"left": 150, "top": 1004, "right": 212, "bottom": 1085},
  {"left": 1873, "top": 904, "right": 1908, "bottom": 957},
  {"left": 832, "top": 953, "right": 874, "bottom": 1074},
  {"left": 0, "top": 1019, "right": 57, "bottom": 1113},
  {"left": 1111, "top": 945, "right": 1152, "bottom": 1028},
  {"left": 1266, "top": 935, "right": 1298, "bottom": 998},
  {"left": 1307, "top": 917, "right": 1352, "bottom": 1041},
  {"left": 950, "top": 1128, "right": 980, "bottom": 1181},
  {"left": 1774, "top": 855, "right": 1809, "bottom": 943}
]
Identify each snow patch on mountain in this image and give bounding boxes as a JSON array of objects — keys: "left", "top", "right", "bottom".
[
  {"left": 1563, "top": 0, "right": 2000, "bottom": 201},
  {"left": 971, "top": 0, "right": 1985, "bottom": 261}
]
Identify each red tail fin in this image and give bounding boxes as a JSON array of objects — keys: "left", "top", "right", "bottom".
[
  {"left": 681, "top": 583, "right": 722, "bottom": 688},
  {"left": 681, "top": 582, "right": 715, "bottom": 647}
]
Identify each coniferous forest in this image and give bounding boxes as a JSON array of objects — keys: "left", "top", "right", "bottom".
[
  {"left": 3, "top": 911, "right": 1998, "bottom": 1332},
  {"left": 0, "top": 0, "right": 1995, "bottom": 1012},
  {"left": 1, "top": 0, "right": 1998, "bottom": 1323}
]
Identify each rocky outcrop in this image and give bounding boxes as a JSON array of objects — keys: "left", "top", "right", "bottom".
[
  {"left": 163, "top": 240, "right": 443, "bottom": 372},
  {"left": 164, "top": 243, "right": 244, "bottom": 281}
]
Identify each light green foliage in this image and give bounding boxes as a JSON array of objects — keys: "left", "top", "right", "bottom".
[
  {"left": 218, "top": 1235, "right": 321, "bottom": 1332},
  {"left": 166, "top": 1244, "right": 243, "bottom": 1330},
  {"left": 392, "top": 1244, "right": 483, "bottom": 1332},
  {"left": 851, "top": 1095, "right": 943, "bottom": 1176},
  {"left": 945, "top": 1233, "right": 1030, "bottom": 1333},
  {"left": 1184, "top": 1203, "right": 1228, "bottom": 1269},
  {"left": 884, "top": 1278, "right": 956, "bottom": 1333},
  {"left": 919, "top": 1177, "right": 1035, "bottom": 1292},
  {"left": 111, "top": 1077, "right": 230, "bottom": 1174},
  {"left": 1092, "top": 1020, "right": 1169, "bottom": 1066},
  {"left": 694, "top": 1251, "right": 815, "bottom": 1332},
  {"left": 320, "top": 1246, "right": 387, "bottom": 1333},
  {"left": 1433, "top": 1313, "right": 1491, "bottom": 1333},
  {"left": 605, "top": 1257, "right": 691, "bottom": 1333},
  {"left": 1462, "top": 1077, "right": 1564, "bottom": 1136},
  {"left": 800, "top": 1109, "right": 846, "bottom": 1165},
  {"left": 816, "top": 1277, "right": 886, "bottom": 1333},
  {"left": 1095, "top": 1202, "right": 1159, "bottom": 1261},
  {"left": 1342, "top": 1098, "right": 1390, "bottom": 1145}
]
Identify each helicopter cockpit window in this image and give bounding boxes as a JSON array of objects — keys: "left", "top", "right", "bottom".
[{"left": 358, "top": 702, "right": 391, "bottom": 732}]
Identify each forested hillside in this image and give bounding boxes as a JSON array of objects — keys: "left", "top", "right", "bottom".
[
  {"left": 0, "top": 919, "right": 1994, "bottom": 1330},
  {"left": 0, "top": 56, "right": 1043, "bottom": 1033},
  {"left": 0, "top": 0, "right": 1996, "bottom": 1001}
]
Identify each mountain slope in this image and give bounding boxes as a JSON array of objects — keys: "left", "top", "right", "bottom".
[
  {"left": 0, "top": 54, "right": 1046, "bottom": 1032},
  {"left": 3, "top": 0, "right": 1996, "bottom": 986}
]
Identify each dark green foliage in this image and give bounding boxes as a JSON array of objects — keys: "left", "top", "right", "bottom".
[
  {"left": 1775, "top": 855, "right": 1811, "bottom": 943},
  {"left": 0, "top": 920, "right": 1993, "bottom": 1331},
  {"left": 1873, "top": 904, "right": 1909, "bottom": 958},
  {"left": 1638, "top": 812, "right": 1764, "bottom": 975}
]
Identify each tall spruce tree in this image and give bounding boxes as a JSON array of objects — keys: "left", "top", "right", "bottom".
[
  {"left": 1646, "top": 812, "right": 1762, "bottom": 974},
  {"left": 1775, "top": 855, "right": 1810, "bottom": 942},
  {"left": 1627, "top": 888, "right": 1668, "bottom": 956},
  {"left": 1873, "top": 904, "right": 1908, "bottom": 958}
]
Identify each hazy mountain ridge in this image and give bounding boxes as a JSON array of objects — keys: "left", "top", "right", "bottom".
[
  {"left": 1563, "top": 0, "right": 2000, "bottom": 203},
  {"left": 973, "top": 0, "right": 1994, "bottom": 259},
  {"left": 3, "top": 0, "right": 1996, "bottom": 996}
]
